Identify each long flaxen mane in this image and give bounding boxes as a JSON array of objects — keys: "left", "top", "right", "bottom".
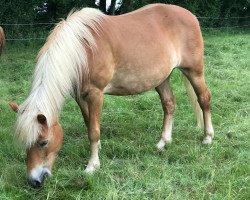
[{"left": 15, "top": 8, "right": 105, "bottom": 147}]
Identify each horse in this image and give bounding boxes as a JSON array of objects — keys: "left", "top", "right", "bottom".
[
  {"left": 8, "top": 4, "right": 214, "bottom": 187},
  {"left": 0, "top": 26, "right": 5, "bottom": 55}
]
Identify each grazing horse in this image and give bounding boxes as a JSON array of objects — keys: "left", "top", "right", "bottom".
[
  {"left": 0, "top": 26, "right": 5, "bottom": 55},
  {"left": 9, "top": 4, "right": 214, "bottom": 187}
]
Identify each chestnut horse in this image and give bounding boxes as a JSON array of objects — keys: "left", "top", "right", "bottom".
[
  {"left": 0, "top": 26, "right": 5, "bottom": 55},
  {"left": 9, "top": 4, "right": 214, "bottom": 187}
]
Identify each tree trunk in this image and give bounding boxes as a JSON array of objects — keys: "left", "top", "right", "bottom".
[
  {"left": 118, "top": 0, "right": 132, "bottom": 14},
  {"left": 108, "top": 0, "right": 117, "bottom": 15},
  {"left": 99, "top": 0, "right": 107, "bottom": 13},
  {"left": 88, "top": 0, "right": 98, "bottom": 8},
  {"left": 47, "top": 0, "right": 57, "bottom": 21}
]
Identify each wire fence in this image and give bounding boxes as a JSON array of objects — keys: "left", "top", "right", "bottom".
[
  {"left": 197, "top": 16, "right": 250, "bottom": 19},
  {"left": 0, "top": 15, "right": 249, "bottom": 41},
  {"left": 202, "top": 24, "right": 250, "bottom": 30}
]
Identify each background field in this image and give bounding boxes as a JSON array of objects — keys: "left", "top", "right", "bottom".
[{"left": 0, "top": 30, "right": 249, "bottom": 199}]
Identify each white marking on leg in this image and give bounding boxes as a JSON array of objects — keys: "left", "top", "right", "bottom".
[
  {"left": 85, "top": 140, "right": 100, "bottom": 174},
  {"left": 157, "top": 116, "right": 172, "bottom": 151},
  {"left": 203, "top": 113, "right": 214, "bottom": 144},
  {"left": 203, "top": 126, "right": 214, "bottom": 144},
  {"left": 157, "top": 139, "right": 166, "bottom": 150},
  {"left": 98, "top": 140, "right": 101, "bottom": 149},
  {"left": 206, "top": 125, "right": 214, "bottom": 138},
  {"left": 85, "top": 157, "right": 100, "bottom": 174}
]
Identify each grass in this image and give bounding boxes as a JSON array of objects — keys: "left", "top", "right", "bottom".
[{"left": 0, "top": 29, "right": 250, "bottom": 199}]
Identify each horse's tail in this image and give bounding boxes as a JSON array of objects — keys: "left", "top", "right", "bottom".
[
  {"left": 0, "top": 26, "right": 5, "bottom": 55},
  {"left": 182, "top": 74, "right": 204, "bottom": 128}
]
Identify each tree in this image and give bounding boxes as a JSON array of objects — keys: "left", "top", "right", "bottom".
[
  {"left": 0, "top": 0, "right": 249, "bottom": 39},
  {"left": 99, "top": 0, "right": 107, "bottom": 13},
  {"left": 108, "top": 0, "right": 117, "bottom": 15}
]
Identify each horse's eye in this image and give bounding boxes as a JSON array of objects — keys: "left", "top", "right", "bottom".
[{"left": 37, "top": 140, "right": 49, "bottom": 148}]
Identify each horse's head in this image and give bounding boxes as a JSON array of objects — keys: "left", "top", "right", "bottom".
[{"left": 8, "top": 101, "right": 63, "bottom": 187}]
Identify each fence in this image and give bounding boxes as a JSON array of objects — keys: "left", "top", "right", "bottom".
[{"left": 0, "top": 16, "right": 249, "bottom": 41}]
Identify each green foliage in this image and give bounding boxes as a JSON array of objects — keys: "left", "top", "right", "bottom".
[
  {"left": 0, "top": 0, "right": 249, "bottom": 25},
  {"left": 0, "top": 0, "right": 96, "bottom": 39},
  {"left": 0, "top": 30, "right": 249, "bottom": 199},
  {"left": 0, "top": 0, "right": 249, "bottom": 40}
]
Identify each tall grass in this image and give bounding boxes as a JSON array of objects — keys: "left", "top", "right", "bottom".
[{"left": 0, "top": 30, "right": 249, "bottom": 199}]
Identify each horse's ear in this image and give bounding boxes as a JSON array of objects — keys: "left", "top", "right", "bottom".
[
  {"left": 37, "top": 114, "right": 47, "bottom": 125},
  {"left": 8, "top": 101, "right": 19, "bottom": 113}
]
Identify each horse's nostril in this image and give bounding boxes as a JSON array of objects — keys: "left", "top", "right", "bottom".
[
  {"left": 34, "top": 180, "right": 42, "bottom": 187},
  {"left": 29, "top": 179, "right": 42, "bottom": 188}
]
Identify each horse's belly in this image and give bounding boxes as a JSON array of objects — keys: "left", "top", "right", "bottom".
[{"left": 103, "top": 64, "right": 172, "bottom": 95}]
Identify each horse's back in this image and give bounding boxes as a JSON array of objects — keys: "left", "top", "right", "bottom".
[
  {"left": 112, "top": 4, "right": 201, "bottom": 40},
  {"left": 111, "top": 4, "right": 203, "bottom": 63}
]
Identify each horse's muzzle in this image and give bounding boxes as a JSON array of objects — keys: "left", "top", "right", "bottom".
[{"left": 28, "top": 166, "right": 51, "bottom": 188}]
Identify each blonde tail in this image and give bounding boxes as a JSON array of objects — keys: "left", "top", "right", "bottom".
[{"left": 182, "top": 74, "right": 204, "bottom": 128}]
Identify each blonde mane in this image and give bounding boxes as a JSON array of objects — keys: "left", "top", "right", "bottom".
[{"left": 15, "top": 8, "right": 105, "bottom": 147}]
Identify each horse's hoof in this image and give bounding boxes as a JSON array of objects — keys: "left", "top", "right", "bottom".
[
  {"left": 84, "top": 163, "right": 100, "bottom": 174},
  {"left": 84, "top": 167, "right": 95, "bottom": 174},
  {"left": 202, "top": 136, "right": 213, "bottom": 144},
  {"left": 156, "top": 138, "right": 172, "bottom": 151}
]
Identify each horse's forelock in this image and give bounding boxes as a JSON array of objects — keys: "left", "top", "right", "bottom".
[{"left": 15, "top": 107, "right": 42, "bottom": 148}]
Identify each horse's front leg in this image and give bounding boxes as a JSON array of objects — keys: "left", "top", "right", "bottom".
[
  {"left": 77, "top": 98, "right": 89, "bottom": 127},
  {"left": 84, "top": 89, "right": 103, "bottom": 174}
]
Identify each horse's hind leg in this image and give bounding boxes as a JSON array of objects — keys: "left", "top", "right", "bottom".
[
  {"left": 181, "top": 68, "right": 214, "bottom": 144},
  {"left": 156, "top": 78, "right": 176, "bottom": 150}
]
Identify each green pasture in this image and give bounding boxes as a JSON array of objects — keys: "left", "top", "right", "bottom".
[{"left": 0, "top": 30, "right": 249, "bottom": 199}]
